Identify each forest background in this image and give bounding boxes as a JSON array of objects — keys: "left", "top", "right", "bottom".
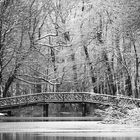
[{"left": 0, "top": 0, "right": 140, "bottom": 99}]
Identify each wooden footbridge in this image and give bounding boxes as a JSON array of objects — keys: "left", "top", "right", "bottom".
[{"left": 0, "top": 92, "right": 140, "bottom": 116}]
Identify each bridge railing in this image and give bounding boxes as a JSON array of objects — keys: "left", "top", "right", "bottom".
[
  {"left": 0, "top": 92, "right": 140, "bottom": 109},
  {"left": 0, "top": 92, "right": 85, "bottom": 109}
]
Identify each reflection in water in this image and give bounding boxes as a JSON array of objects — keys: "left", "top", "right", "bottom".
[{"left": 0, "top": 133, "right": 139, "bottom": 140}]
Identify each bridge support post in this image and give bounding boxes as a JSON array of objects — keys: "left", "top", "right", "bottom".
[
  {"left": 7, "top": 111, "right": 12, "bottom": 116},
  {"left": 43, "top": 104, "right": 49, "bottom": 117},
  {"left": 82, "top": 103, "right": 86, "bottom": 117}
]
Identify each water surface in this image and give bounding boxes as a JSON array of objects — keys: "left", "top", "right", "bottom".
[
  {"left": 0, "top": 133, "right": 139, "bottom": 140},
  {"left": 0, "top": 121, "right": 140, "bottom": 140}
]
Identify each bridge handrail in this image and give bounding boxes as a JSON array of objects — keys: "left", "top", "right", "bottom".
[
  {"left": 0, "top": 92, "right": 86, "bottom": 100},
  {"left": 0, "top": 92, "right": 140, "bottom": 110},
  {"left": 0, "top": 92, "right": 140, "bottom": 101}
]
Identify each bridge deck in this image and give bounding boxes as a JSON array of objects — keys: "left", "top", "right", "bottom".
[{"left": 0, "top": 92, "right": 140, "bottom": 110}]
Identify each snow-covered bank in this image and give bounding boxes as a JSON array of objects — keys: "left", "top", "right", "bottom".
[{"left": 103, "top": 107, "right": 140, "bottom": 126}]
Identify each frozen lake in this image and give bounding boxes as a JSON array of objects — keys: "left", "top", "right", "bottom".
[{"left": 0, "top": 121, "right": 140, "bottom": 140}]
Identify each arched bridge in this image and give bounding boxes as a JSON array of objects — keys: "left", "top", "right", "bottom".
[{"left": 0, "top": 92, "right": 140, "bottom": 111}]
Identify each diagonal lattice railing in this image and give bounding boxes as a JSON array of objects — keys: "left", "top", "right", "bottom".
[{"left": 0, "top": 92, "right": 140, "bottom": 110}]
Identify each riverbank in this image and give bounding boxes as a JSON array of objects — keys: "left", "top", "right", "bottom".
[
  {"left": 0, "top": 121, "right": 140, "bottom": 137},
  {"left": 0, "top": 116, "right": 103, "bottom": 121}
]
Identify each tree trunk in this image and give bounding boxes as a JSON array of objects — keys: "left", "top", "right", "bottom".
[
  {"left": 49, "top": 36, "right": 59, "bottom": 92},
  {"left": 83, "top": 45, "right": 97, "bottom": 92},
  {"left": 71, "top": 49, "right": 79, "bottom": 91},
  {"left": 16, "top": 81, "right": 20, "bottom": 96},
  {"left": 0, "top": 7, "right": 3, "bottom": 97},
  {"left": 102, "top": 50, "right": 116, "bottom": 95},
  {"left": 135, "top": 57, "right": 139, "bottom": 98},
  {"left": 115, "top": 31, "right": 132, "bottom": 96},
  {"left": 0, "top": 0, "right": 14, "bottom": 97},
  {"left": 3, "top": 75, "right": 15, "bottom": 97},
  {"left": 133, "top": 40, "right": 139, "bottom": 98}
]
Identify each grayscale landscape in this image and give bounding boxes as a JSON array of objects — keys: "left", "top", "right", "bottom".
[{"left": 0, "top": 0, "right": 140, "bottom": 140}]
